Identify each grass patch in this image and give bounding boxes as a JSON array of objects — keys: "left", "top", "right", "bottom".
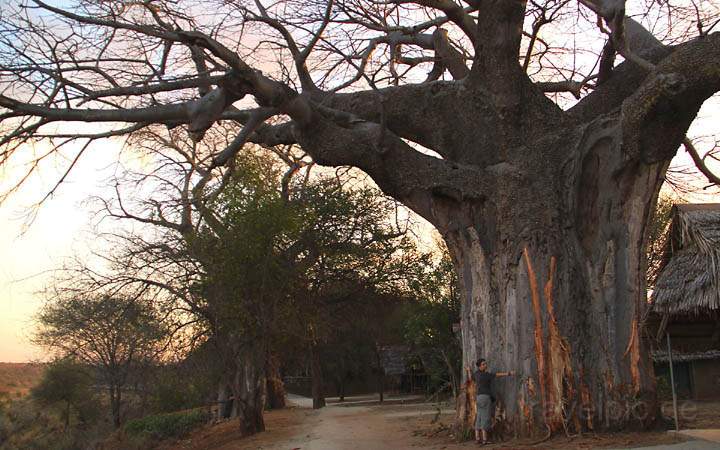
[{"left": 124, "top": 409, "right": 210, "bottom": 440}]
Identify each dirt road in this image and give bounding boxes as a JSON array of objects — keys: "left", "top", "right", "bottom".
[
  {"left": 235, "top": 394, "right": 455, "bottom": 450},
  {"left": 168, "top": 395, "right": 718, "bottom": 450}
]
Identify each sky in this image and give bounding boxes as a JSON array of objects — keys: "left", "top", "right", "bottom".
[{"left": 0, "top": 136, "right": 125, "bottom": 362}]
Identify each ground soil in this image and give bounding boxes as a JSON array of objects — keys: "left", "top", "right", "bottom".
[
  {"left": 660, "top": 399, "right": 720, "bottom": 430},
  {"left": 160, "top": 395, "right": 720, "bottom": 450}
]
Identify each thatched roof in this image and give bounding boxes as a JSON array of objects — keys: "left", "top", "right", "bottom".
[
  {"left": 652, "top": 349, "right": 720, "bottom": 363},
  {"left": 651, "top": 203, "right": 720, "bottom": 315}
]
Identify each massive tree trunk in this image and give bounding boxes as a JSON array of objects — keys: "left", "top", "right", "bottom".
[
  {"left": 294, "top": 29, "right": 720, "bottom": 436},
  {"left": 230, "top": 346, "right": 267, "bottom": 435},
  {"left": 442, "top": 116, "right": 666, "bottom": 437}
]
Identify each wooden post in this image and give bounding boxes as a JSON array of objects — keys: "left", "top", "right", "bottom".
[
  {"left": 375, "top": 345, "right": 384, "bottom": 403},
  {"left": 666, "top": 332, "right": 680, "bottom": 432}
]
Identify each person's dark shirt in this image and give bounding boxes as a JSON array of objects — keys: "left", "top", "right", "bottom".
[{"left": 473, "top": 370, "right": 495, "bottom": 396}]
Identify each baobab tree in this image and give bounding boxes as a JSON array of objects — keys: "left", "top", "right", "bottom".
[{"left": 2, "top": 0, "right": 720, "bottom": 437}]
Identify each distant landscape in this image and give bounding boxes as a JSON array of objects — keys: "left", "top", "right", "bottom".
[{"left": 0, "top": 363, "right": 45, "bottom": 398}]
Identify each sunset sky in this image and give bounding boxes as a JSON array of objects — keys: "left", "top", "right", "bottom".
[{"left": 1, "top": 136, "right": 124, "bottom": 362}]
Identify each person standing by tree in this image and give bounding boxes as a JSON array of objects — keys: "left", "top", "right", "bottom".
[{"left": 466, "top": 359, "right": 514, "bottom": 445}]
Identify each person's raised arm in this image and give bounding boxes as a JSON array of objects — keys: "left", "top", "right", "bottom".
[{"left": 495, "top": 371, "right": 515, "bottom": 378}]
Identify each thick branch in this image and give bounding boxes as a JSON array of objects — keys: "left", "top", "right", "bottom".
[
  {"left": 323, "top": 81, "right": 477, "bottom": 158},
  {"left": 413, "top": 0, "right": 478, "bottom": 42},
  {"left": 469, "top": 0, "right": 527, "bottom": 92},
  {"left": 295, "top": 107, "right": 493, "bottom": 221},
  {"left": 620, "top": 33, "right": 720, "bottom": 162}
]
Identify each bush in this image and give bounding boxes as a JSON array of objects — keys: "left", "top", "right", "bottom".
[
  {"left": 146, "top": 369, "right": 211, "bottom": 414},
  {"left": 31, "top": 358, "right": 100, "bottom": 427},
  {"left": 124, "top": 409, "right": 209, "bottom": 440},
  {"left": 0, "top": 398, "right": 68, "bottom": 450}
]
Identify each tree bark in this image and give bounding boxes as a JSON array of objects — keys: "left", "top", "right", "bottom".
[
  {"left": 109, "top": 385, "right": 122, "bottom": 428},
  {"left": 309, "top": 342, "right": 326, "bottom": 409},
  {"left": 265, "top": 352, "right": 286, "bottom": 410},
  {"left": 440, "top": 116, "right": 665, "bottom": 437},
  {"left": 231, "top": 347, "right": 267, "bottom": 435}
]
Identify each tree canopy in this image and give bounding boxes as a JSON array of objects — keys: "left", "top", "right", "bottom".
[{"left": 0, "top": 0, "right": 717, "bottom": 210}]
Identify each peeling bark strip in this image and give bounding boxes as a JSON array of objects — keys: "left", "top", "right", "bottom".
[
  {"left": 543, "top": 256, "right": 576, "bottom": 434},
  {"left": 455, "top": 372, "right": 477, "bottom": 439},
  {"left": 579, "top": 375, "right": 594, "bottom": 430},
  {"left": 522, "top": 247, "right": 549, "bottom": 427},
  {"left": 519, "top": 377, "right": 536, "bottom": 435},
  {"left": 523, "top": 250, "right": 578, "bottom": 434},
  {"left": 624, "top": 317, "right": 642, "bottom": 395}
]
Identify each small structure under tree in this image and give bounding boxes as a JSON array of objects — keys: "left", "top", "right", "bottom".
[{"left": 649, "top": 204, "right": 720, "bottom": 400}]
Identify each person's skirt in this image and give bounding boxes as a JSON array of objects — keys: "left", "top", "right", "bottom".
[{"left": 475, "top": 394, "right": 492, "bottom": 431}]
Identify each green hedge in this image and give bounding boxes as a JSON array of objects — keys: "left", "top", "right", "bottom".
[{"left": 124, "top": 409, "right": 209, "bottom": 440}]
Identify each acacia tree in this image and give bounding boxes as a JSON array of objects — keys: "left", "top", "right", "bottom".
[
  {"left": 34, "top": 294, "right": 166, "bottom": 427},
  {"left": 2, "top": 0, "right": 720, "bottom": 436}
]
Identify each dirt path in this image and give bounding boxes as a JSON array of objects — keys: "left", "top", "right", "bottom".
[
  {"left": 234, "top": 395, "right": 454, "bottom": 450},
  {"left": 166, "top": 395, "right": 719, "bottom": 450}
]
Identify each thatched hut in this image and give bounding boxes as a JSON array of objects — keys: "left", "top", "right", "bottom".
[{"left": 649, "top": 203, "right": 720, "bottom": 399}]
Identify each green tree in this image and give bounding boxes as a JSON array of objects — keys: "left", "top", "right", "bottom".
[
  {"left": 83, "top": 127, "right": 420, "bottom": 427},
  {"left": 403, "top": 246, "right": 462, "bottom": 398},
  {"left": 31, "top": 358, "right": 99, "bottom": 429},
  {"left": 34, "top": 295, "right": 166, "bottom": 427},
  {"left": 282, "top": 178, "right": 422, "bottom": 408},
  {"left": 646, "top": 193, "right": 676, "bottom": 290}
]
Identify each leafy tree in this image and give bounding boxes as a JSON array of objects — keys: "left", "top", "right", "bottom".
[
  {"left": 646, "top": 193, "right": 676, "bottom": 290},
  {"left": 34, "top": 295, "right": 166, "bottom": 427},
  {"left": 281, "top": 178, "right": 423, "bottom": 408},
  {"left": 71, "top": 127, "right": 420, "bottom": 427},
  {"left": 4, "top": 0, "right": 720, "bottom": 435},
  {"left": 403, "top": 247, "right": 462, "bottom": 398},
  {"left": 31, "top": 358, "right": 100, "bottom": 430}
]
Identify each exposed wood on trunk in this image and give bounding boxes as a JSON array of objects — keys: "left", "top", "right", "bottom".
[
  {"left": 543, "top": 256, "right": 576, "bottom": 434},
  {"left": 624, "top": 317, "right": 642, "bottom": 395},
  {"left": 522, "top": 247, "right": 549, "bottom": 428},
  {"left": 455, "top": 372, "right": 477, "bottom": 438},
  {"left": 266, "top": 353, "right": 286, "bottom": 410}
]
